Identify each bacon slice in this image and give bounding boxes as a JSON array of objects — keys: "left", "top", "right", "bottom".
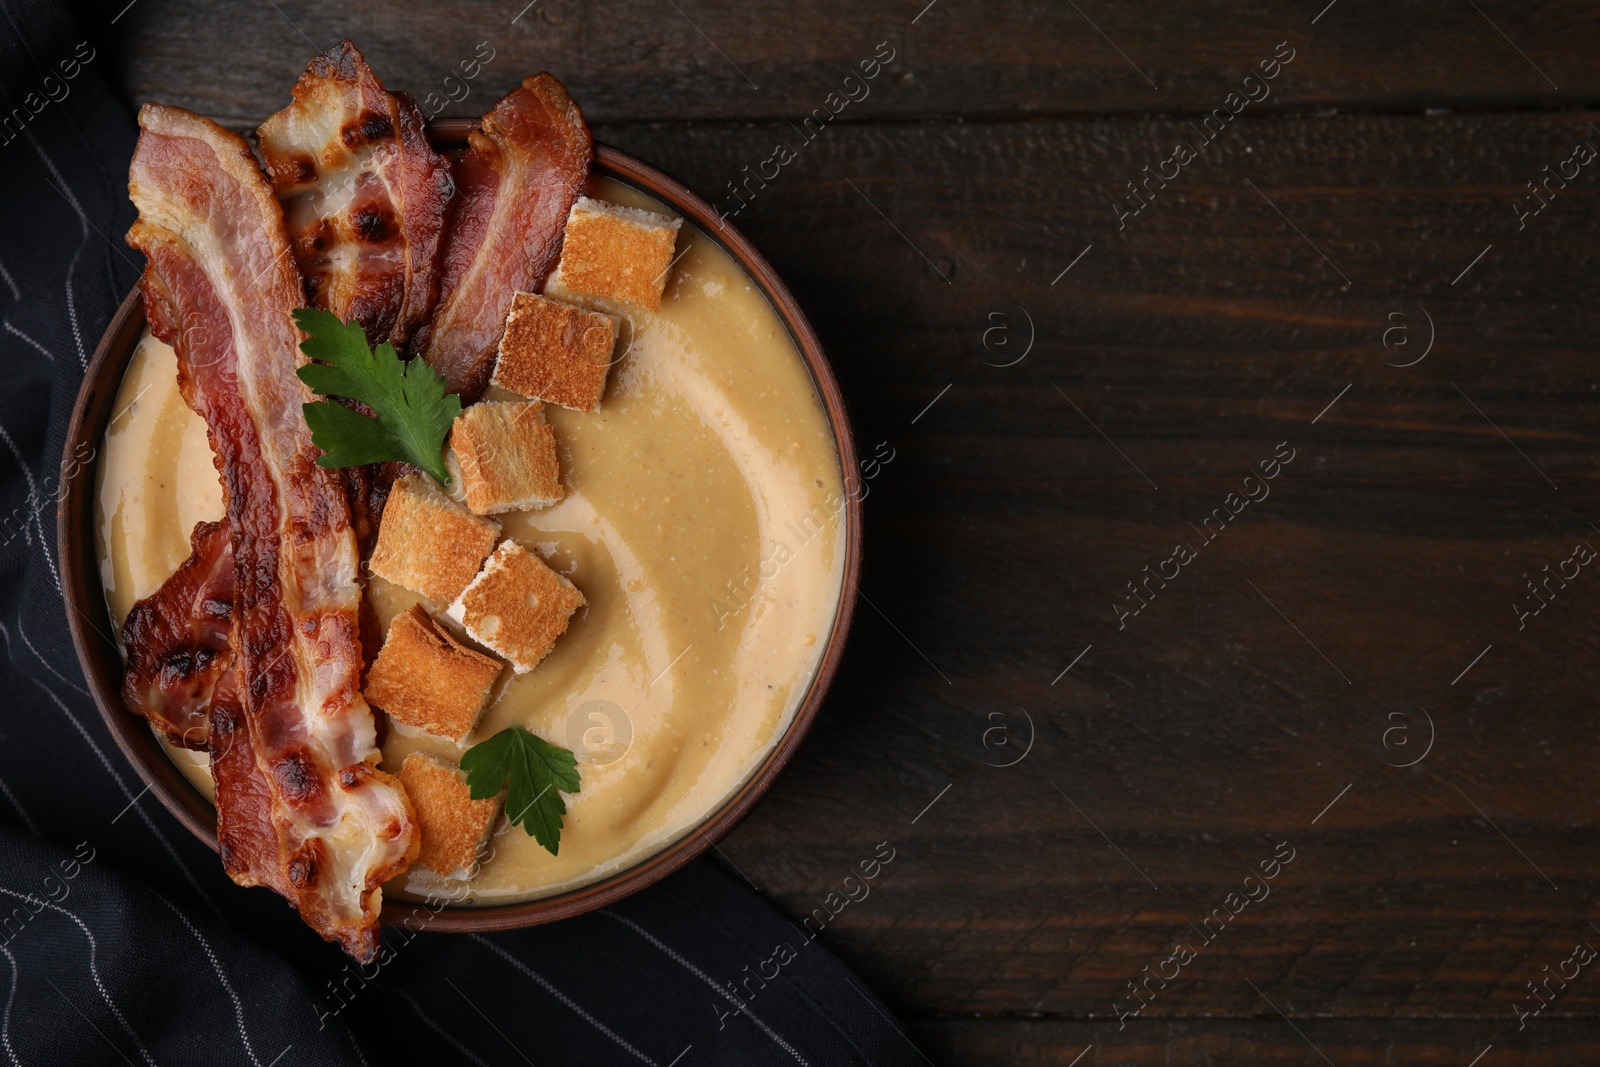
[
  {"left": 207, "top": 666, "right": 278, "bottom": 893},
  {"left": 410, "top": 73, "right": 592, "bottom": 401},
  {"left": 126, "top": 103, "right": 417, "bottom": 962},
  {"left": 121, "top": 454, "right": 390, "bottom": 753},
  {"left": 120, "top": 519, "right": 234, "bottom": 749},
  {"left": 257, "top": 40, "right": 452, "bottom": 349}
]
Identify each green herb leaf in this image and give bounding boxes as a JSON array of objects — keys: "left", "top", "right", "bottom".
[
  {"left": 292, "top": 307, "right": 460, "bottom": 486},
  {"left": 459, "top": 726, "right": 581, "bottom": 855}
]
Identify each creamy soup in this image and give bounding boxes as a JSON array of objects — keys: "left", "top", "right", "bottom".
[{"left": 96, "top": 178, "right": 846, "bottom": 904}]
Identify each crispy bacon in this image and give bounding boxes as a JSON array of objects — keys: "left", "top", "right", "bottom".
[
  {"left": 126, "top": 103, "right": 417, "bottom": 961},
  {"left": 119, "top": 520, "right": 233, "bottom": 749},
  {"left": 257, "top": 40, "right": 452, "bottom": 349},
  {"left": 122, "top": 459, "right": 387, "bottom": 755},
  {"left": 410, "top": 73, "right": 591, "bottom": 400},
  {"left": 207, "top": 667, "right": 278, "bottom": 893}
]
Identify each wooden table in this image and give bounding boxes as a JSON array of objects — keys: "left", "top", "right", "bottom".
[{"left": 111, "top": 1, "right": 1600, "bottom": 1062}]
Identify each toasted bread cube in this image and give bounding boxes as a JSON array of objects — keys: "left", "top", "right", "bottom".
[
  {"left": 398, "top": 752, "right": 502, "bottom": 878},
  {"left": 446, "top": 541, "right": 584, "bottom": 674},
  {"left": 492, "top": 291, "right": 618, "bottom": 412},
  {"left": 365, "top": 605, "right": 502, "bottom": 744},
  {"left": 369, "top": 474, "right": 501, "bottom": 601},
  {"left": 546, "top": 197, "right": 682, "bottom": 313},
  {"left": 449, "top": 399, "right": 563, "bottom": 516}
]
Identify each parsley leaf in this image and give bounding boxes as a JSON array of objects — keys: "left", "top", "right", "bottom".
[
  {"left": 292, "top": 308, "right": 460, "bottom": 486},
  {"left": 460, "top": 726, "right": 581, "bottom": 855}
]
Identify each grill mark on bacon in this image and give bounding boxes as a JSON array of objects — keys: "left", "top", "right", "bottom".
[
  {"left": 128, "top": 103, "right": 417, "bottom": 962},
  {"left": 410, "top": 73, "right": 592, "bottom": 401},
  {"left": 257, "top": 40, "right": 451, "bottom": 350},
  {"left": 288, "top": 842, "right": 322, "bottom": 888},
  {"left": 344, "top": 112, "right": 393, "bottom": 148},
  {"left": 274, "top": 749, "right": 325, "bottom": 804},
  {"left": 120, "top": 519, "right": 234, "bottom": 749}
]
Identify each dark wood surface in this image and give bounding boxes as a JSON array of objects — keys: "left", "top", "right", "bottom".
[{"left": 98, "top": 0, "right": 1600, "bottom": 1062}]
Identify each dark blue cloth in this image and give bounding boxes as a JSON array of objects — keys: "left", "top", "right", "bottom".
[{"left": 0, "top": 2, "right": 918, "bottom": 1063}]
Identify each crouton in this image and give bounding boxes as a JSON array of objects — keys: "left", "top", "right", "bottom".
[
  {"left": 397, "top": 752, "right": 502, "bottom": 879},
  {"left": 449, "top": 400, "right": 563, "bottom": 515},
  {"left": 446, "top": 540, "right": 585, "bottom": 674},
  {"left": 365, "top": 604, "right": 502, "bottom": 744},
  {"left": 546, "top": 197, "right": 682, "bottom": 313},
  {"left": 491, "top": 291, "right": 618, "bottom": 412},
  {"left": 369, "top": 473, "right": 501, "bottom": 601}
]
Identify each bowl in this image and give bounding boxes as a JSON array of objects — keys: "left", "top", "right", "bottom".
[{"left": 57, "top": 123, "right": 861, "bottom": 933}]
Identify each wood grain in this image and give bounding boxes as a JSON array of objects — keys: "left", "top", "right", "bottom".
[
  {"left": 612, "top": 111, "right": 1600, "bottom": 1044},
  {"left": 913, "top": 1020, "right": 1600, "bottom": 1065},
  {"left": 98, "top": 0, "right": 1600, "bottom": 1061},
  {"left": 99, "top": 0, "right": 1600, "bottom": 125}
]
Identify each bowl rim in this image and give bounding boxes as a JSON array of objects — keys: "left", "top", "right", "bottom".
[{"left": 57, "top": 128, "right": 862, "bottom": 933}]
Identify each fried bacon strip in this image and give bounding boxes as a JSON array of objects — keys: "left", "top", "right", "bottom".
[
  {"left": 126, "top": 103, "right": 416, "bottom": 961},
  {"left": 257, "top": 40, "right": 452, "bottom": 350},
  {"left": 122, "top": 42, "right": 440, "bottom": 753},
  {"left": 410, "top": 73, "right": 592, "bottom": 401},
  {"left": 120, "top": 519, "right": 234, "bottom": 749},
  {"left": 122, "top": 457, "right": 390, "bottom": 754}
]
